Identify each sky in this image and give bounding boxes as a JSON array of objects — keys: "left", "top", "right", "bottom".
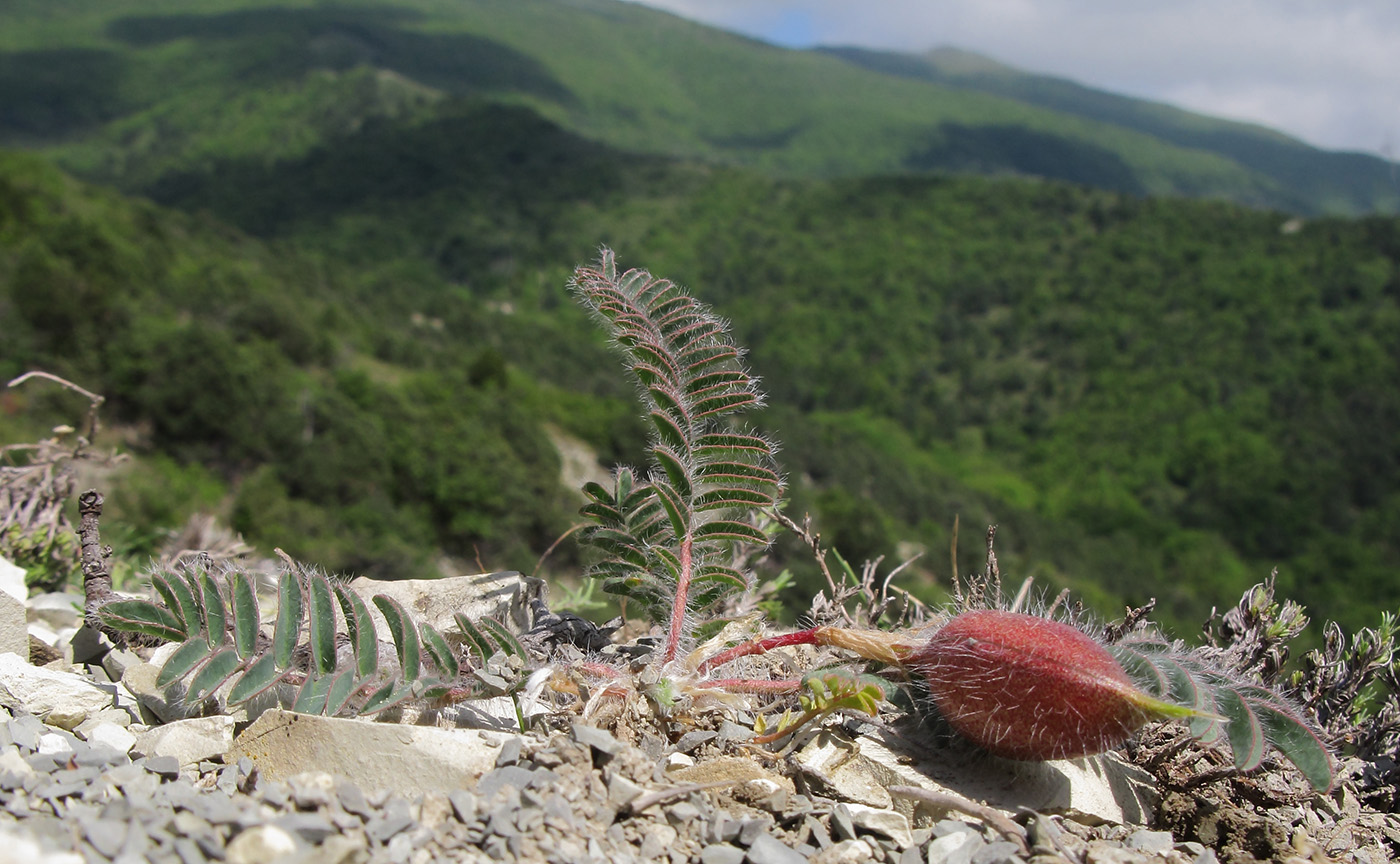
[{"left": 627, "top": 0, "right": 1399, "bottom": 160}]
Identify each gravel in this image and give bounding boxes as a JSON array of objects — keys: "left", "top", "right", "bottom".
[{"left": 0, "top": 674, "right": 1263, "bottom": 864}]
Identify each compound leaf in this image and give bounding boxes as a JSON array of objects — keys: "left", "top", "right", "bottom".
[
  {"left": 373, "top": 594, "right": 421, "bottom": 683},
  {"left": 187, "top": 648, "right": 242, "bottom": 702},
  {"left": 156, "top": 638, "right": 212, "bottom": 688},
  {"left": 307, "top": 573, "right": 337, "bottom": 675},
  {"left": 98, "top": 600, "right": 185, "bottom": 642},
  {"left": 274, "top": 571, "right": 304, "bottom": 671}
]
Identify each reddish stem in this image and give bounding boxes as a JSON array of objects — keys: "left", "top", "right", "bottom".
[
  {"left": 664, "top": 534, "right": 693, "bottom": 663},
  {"left": 698, "top": 625, "right": 913, "bottom": 675},
  {"left": 697, "top": 627, "right": 825, "bottom": 674},
  {"left": 695, "top": 678, "right": 802, "bottom": 694},
  {"left": 575, "top": 662, "right": 623, "bottom": 679}
]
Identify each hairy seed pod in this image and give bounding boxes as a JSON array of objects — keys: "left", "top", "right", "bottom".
[{"left": 905, "top": 610, "right": 1188, "bottom": 760}]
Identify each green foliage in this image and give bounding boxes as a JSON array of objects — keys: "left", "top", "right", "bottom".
[
  {"left": 3, "top": 62, "right": 1399, "bottom": 635},
  {"left": 97, "top": 558, "right": 527, "bottom": 717},
  {"left": 1111, "top": 637, "right": 1334, "bottom": 792},
  {"left": 570, "top": 250, "right": 783, "bottom": 658},
  {"left": 4, "top": 0, "right": 1393, "bottom": 214}
]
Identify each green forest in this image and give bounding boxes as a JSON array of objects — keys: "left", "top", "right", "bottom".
[{"left": 2, "top": 0, "right": 1399, "bottom": 642}]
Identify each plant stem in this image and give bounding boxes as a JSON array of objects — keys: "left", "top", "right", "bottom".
[
  {"left": 697, "top": 627, "right": 825, "bottom": 673},
  {"left": 695, "top": 678, "right": 802, "bottom": 693},
  {"left": 698, "top": 626, "right": 914, "bottom": 674},
  {"left": 78, "top": 489, "right": 115, "bottom": 633},
  {"left": 664, "top": 534, "right": 693, "bottom": 663}
]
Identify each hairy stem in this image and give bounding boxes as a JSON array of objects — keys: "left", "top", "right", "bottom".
[
  {"left": 695, "top": 678, "right": 802, "bottom": 694},
  {"left": 664, "top": 534, "right": 693, "bottom": 663},
  {"left": 697, "top": 626, "right": 825, "bottom": 674},
  {"left": 698, "top": 625, "right": 915, "bottom": 674}
]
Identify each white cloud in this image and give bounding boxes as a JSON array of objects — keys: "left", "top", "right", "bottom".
[{"left": 625, "top": 0, "right": 1400, "bottom": 158}]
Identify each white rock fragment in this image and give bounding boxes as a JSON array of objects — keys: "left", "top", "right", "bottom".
[
  {"left": 811, "top": 839, "right": 876, "bottom": 864},
  {"left": 230, "top": 708, "right": 522, "bottom": 798},
  {"left": 86, "top": 722, "right": 137, "bottom": 755},
  {"left": 133, "top": 715, "right": 238, "bottom": 768},
  {"left": 0, "top": 651, "right": 113, "bottom": 726},
  {"left": 26, "top": 591, "right": 83, "bottom": 630},
  {"left": 926, "top": 830, "right": 982, "bottom": 863},
  {"left": 0, "top": 747, "right": 34, "bottom": 777},
  {"left": 4, "top": 831, "right": 85, "bottom": 864},
  {"left": 795, "top": 724, "right": 1158, "bottom": 827},
  {"left": 0, "top": 555, "right": 26, "bottom": 602},
  {"left": 0, "top": 589, "right": 28, "bottom": 659},
  {"left": 226, "top": 824, "right": 299, "bottom": 864},
  {"left": 845, "top": 803, "right": 913, "bottom": 848},
  {"left": 38, "top": 732, "right": 76, "bottom": 759},
  {"left": 25, "top": 620, "right": 59, "bottom": 648},
  {"left": 122, "top": 660, "right": 196, "bottom": 723},
  {"left": 75, "top": 707, "right": 133, "bottom": 736},
  {"left": 348, "top": 569, "right": 536, "bottom": 638}
]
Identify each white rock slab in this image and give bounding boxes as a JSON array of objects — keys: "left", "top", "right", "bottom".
[
  {"left": 0, "top": 651, "right": 114, "bottom": 727},
  {"left": 86, "top": 722, "right": 137, "bottom": 755},
  {"left": 347, "top": 570, "right": 536, "bottom": 639},
  {"left": 795, "top": 723, "right": 1157, "bottom": 826},
  {"left": 845, "top": 803, "right": 913, "bottom": 848},
  {"left": 0, "top": 589, "right": 28, "bottom": 658},
  {"left": 229, "top": 708, "right": 521, "bottom": 797},
  {"left": 26, "top": 591, "right": 83, "bottom": 629},
  {"left": 133, "top": 715, "right": 238, "bottom": 768},
  {"left": 0, "top": 555, "right": 26, "bottom": 602}
]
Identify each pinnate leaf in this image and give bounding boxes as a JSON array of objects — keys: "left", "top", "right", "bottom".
[
  {"left": 307, "top": 573, "right": 337, "bottom": 675},
  {"left": 98, "top": 599, "right": 185, "bottom": 642},
  {"left": 227, "top": 651, "right": 285, "bottom": 705},
  {"left": 187, "top": 648, "right": 242, "bottom": 702},
  {"left": 420, "top": 622, "right": 459, "bottom": 679},
  {"left": 294, "top": 672, "right": 332, "bottom": 715},
  {"left": 231, "top": 572, "right": 259, "bottom": 660},
  {"left": 199, "top": 571, "right": 228, "bottom": 648},
  {"left": 374, "top": 594, "right": 421, "bottom": 683},
  {"left": 274, "top": 571, "right": 304, "bottom": 670},
  {"left": 153, "top": 572, "right": 200, "bottom": 639},
  {"left": 335, "top": 585, "right": 379, "bottom": 679},
  {"left": 157, "top": 639, "right": 212, "bottom": 688}
]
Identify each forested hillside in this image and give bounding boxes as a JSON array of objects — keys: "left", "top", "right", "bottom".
[
  {"left": 2, "top": 0, "right": 1399, "bottom": 640},
  {"left": 4, "top": 117, "right": 1399, "bottom": 634},
  {"left": 1, "top": 0, "right": 1395, "bottom": 215}
]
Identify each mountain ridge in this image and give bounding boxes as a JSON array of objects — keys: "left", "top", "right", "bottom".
[{"left": 0, "top": 0, "right": 1393, "bottom": 214}]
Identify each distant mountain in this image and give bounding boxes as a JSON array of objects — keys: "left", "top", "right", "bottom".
[
  {"left": 820, "top": 45, "right": 1399, "bottom": 216},
  {"left": 0, "top": 0, "right": 1394, "bottom": 214}
]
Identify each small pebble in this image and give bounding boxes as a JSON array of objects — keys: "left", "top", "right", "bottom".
[
  {"left": 971, "top": 840, "right": 1023, "bottom": 864},
  {"left": 1126, "top": 830, "right": 1174, "bottom": 854},
  {"left": 226, "top": 824, "right": 299, "bottom": 864},
  {"left": 928, "top": 829, "right": 983, "bottom": 864},
  {"left": 494, "top": 736, "right": 522, "bottom": 766},
  {"left": 746, "top": 833, "right": 808, "bottom": 864},
  {"left": 699, "top": 843, "right": 746, "bottom": 864}
]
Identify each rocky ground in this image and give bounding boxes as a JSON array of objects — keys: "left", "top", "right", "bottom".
[{"left": 1, "top": 565, "right": 1397, "bottom": 864}]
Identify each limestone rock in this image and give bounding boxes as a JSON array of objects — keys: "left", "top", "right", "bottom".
[
  {"left": 0, "top": 589, "right": 27, "bottom": 658},
  {"left": 122, "top": 660, "right": 198, "bottom": 723},
  {"left": 347, "top": 570, "right": 536, "bottom": 639},
  {"left": 845, "top": 803, "right": 913, "bottom": 848},
  {"left": 0, "top": 555, "right": 25, "bottom": 602},
  {"left": 85, "top": 722, "right": 138, "bottom": 755},
  {"left": 229, "top": 708, "right": 522, "bottom": 797},
  {"left": 795, "top": 724, "right": 1157, "bottom": 827},
  {"left": 0, "top": 650, "right": 114, "bottom": 727},
  {"left": 26, "top": 591, "right": 83, "bottom": 630},
  {"left": 226, "top": 824, "right": 299, "bottom": 864},
  {"left": 133, "top": 715, "right": 238, "bottom": 768}
]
